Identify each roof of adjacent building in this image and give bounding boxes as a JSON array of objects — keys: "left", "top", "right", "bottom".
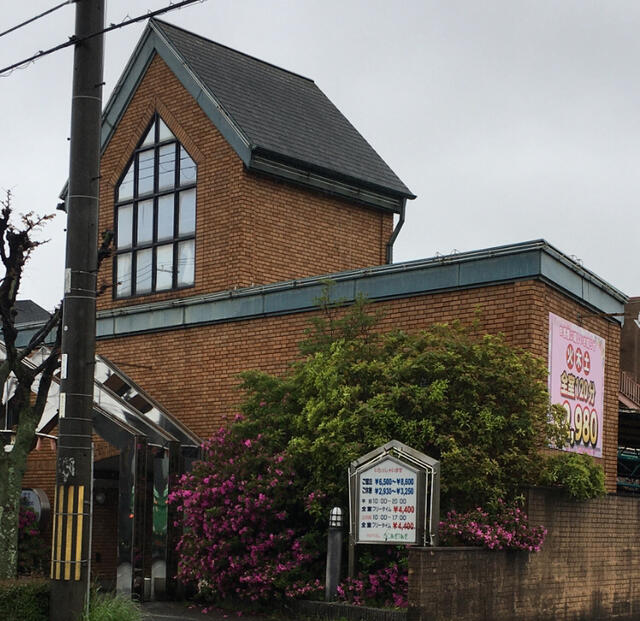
[
  {"left": 96, "top": 19, "right": 414, "bottom": 213},
  {"left": 15, "top": 300, "right": 51, "bottom": 325}
]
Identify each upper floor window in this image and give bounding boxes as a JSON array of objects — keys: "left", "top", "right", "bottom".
[{"left": 114, "top": 114, "right": 197, "bottom": 298}]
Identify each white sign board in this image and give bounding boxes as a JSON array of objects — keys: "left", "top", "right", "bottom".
[{"left": 357, "top": 457, "right": 419, "bottom": 544}]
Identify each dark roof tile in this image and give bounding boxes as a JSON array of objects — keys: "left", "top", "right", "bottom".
[
  {"left": 152, "top": 19, "right": 413, "bottom": 198},
  {"left": 15, "top": 300, "right": 51, "bottom": 325}
]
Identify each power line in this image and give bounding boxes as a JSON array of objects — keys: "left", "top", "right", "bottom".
[
  {"left": 0, "top": 0, "right": 74, "bottom": 40},
  {"left": 0, "top": 0, "right": 206, "bottom": 77}
]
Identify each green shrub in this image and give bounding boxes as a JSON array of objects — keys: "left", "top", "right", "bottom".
[
  {"left": 239, "top": 315, "right": 567, "bottom": 513},
  {"left": 540, "top": 452, "right": 606, "bottom": 500},
  {"left": 0, "top": 578, "right": 49, "bottom": 621},
  {"left": 83, "top": 590, "right": 142, "bottom": 621}
]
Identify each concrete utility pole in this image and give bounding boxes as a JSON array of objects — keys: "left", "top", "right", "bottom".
[{"left": 50, "top": 1, "right": 104, "bottom": 619}]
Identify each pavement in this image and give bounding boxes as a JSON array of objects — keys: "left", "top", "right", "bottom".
[{"left": 140, "top": 600, "right": 288, "bottom": 621}]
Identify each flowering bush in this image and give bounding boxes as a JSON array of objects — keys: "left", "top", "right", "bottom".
[
  {"left": 18, "top": 507, "right": 48, "bottom": 575},
  {"left": 169, "top": 424, "right": 321, "bottom": 604},
  {"left": 438, "top": 502, "right": 546, "bottom": 551},
  {"left": 337, "top": 562, "right": 408, "bottom": 608}
]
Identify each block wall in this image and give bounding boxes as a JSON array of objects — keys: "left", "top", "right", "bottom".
[
  {"left": 96, "top": 54, "right": 392, "bottom": 313},
  {"left": 408, "top": 487, "right": 640, "bottom": 621}
]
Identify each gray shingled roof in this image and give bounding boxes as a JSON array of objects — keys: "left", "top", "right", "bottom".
[
  {"left": 15, "top": 300, "right": 51, "bottom": 325},
  {"left": 151, "top": 19, "right": 413, "bottom": 200}
]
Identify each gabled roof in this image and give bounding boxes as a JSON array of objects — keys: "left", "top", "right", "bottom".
[{"left": 100, "top": 18, "right": 414, "bottom": 212}]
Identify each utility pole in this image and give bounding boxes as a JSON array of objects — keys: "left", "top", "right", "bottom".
[{"left": 50, "top": 1, "right": 104, "bottom": 619}]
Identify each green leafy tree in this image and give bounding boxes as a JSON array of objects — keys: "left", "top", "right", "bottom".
[{"left": 237, "top": 289, "right": 568, "bottom": 517}]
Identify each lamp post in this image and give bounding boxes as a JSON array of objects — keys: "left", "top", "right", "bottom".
[{"left": 325, "top": 507, "right": 343, "bottom": 601}]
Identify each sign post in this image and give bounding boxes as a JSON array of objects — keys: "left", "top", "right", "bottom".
[{"left": 348, "top": 440, "right": 440, "bottom": 578}]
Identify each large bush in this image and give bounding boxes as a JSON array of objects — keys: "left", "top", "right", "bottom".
[
  {"left": 169, "top": 426, "right": 321, "bottom": 605},
  {"left": 238, "top": 304, "right": 566, "bottom": 515}
]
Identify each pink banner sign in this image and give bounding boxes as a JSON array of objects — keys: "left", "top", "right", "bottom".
[{"left": 548, "top": 313, "right": 605, "bottom": 457}]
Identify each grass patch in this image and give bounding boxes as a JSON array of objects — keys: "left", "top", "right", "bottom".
[{"left": 83, "top": 590, "right": 143, "bottom": 621}]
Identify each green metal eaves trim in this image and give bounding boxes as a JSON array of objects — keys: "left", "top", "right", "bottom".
[{"left": 94, "top": 240, "right": 627, "bottom": 340}]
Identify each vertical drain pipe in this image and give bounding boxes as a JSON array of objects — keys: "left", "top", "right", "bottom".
[{"left": 386, "top": 198, "right": 406, "bottom": 264}]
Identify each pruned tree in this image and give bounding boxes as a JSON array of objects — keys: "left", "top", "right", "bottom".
[
  {"left": 0, "top": 191, "right": 62, "bottom": 579},
  {"left": 0, "top": 190, "right": 113, "bottom": 580}
]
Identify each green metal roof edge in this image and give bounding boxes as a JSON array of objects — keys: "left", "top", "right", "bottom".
[{"left": 90, "top": 239, "right": 627, "bottom": 340}]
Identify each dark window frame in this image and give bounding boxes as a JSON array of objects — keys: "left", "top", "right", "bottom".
[{"left": 113, "top": 114, "right": 197, "bottom": 299}]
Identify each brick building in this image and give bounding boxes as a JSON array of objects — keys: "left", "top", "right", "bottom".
[{"left": 17, "top": 18, "right": 630, "bottom": 611}]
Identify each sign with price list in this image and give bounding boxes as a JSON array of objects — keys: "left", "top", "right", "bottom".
[{"left": 357, "top": 457, "right": 419, "bottom": 544}]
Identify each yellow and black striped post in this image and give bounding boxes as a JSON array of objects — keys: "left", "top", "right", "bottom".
[
  {"left": 50, "top": 483, "right": 88, "bottom": 582},
  {"left": 50, "top": 428, "right": 94, "bottom": 620}
]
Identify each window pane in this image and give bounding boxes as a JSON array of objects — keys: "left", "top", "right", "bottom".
[
  {"left": 137, "top": 200, "right": 153, "bottom": 244},
  {"left": 116, "top": 253, "right": 132, "bottom": 297},
  {"left": 117, "top": 162, "right": 134, "bottom": 201},
  {"left": 179, "top": 146, "right": 197, "bottom": 185},
  {"left": 158, "top": 144, "right": 176, "bottom": 191},
  {"left": 178, "top": 189, "right": 196, "bottom": 235},
  {"left": 158, "top": 119, "right": 174, "bottom": 141},
  {"left": 177, "top": 240, "right": 195, "bottom": 287},
  {"left": 156, "top": 244, "right": 173, "bottom": 291},
  {"left": 137, "top": 149, "right": 155, "bottom": 195},
  {"left": 157, "top": 195, "right": 174, "bottom": 241},
  {"left": 117, "top": 204, "right": 133, "bottom": 248},
  {"left": 141, "top": 121, "right": 156, "bottom": 146},
  {"left": 136, "top": 248, "right": 152, "bottom": 294}
]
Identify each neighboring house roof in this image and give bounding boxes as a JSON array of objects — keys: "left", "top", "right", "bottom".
[
  {"left": 97, "top": 18, "right": 414, "bottom": 212},
  {"left": 15, "top": 300, "right": 51, "bottom": 326}
]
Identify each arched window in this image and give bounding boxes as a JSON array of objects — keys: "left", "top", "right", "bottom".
[{"left": 114, "top": 114, "right": 197, "bottom": 298}]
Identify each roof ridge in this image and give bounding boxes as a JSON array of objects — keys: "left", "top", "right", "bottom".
[{"left": 150, "top": 18, "right": 316, "bottom": 84}]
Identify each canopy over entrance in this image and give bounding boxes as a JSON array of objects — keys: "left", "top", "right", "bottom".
[{"left": 2, "top": 345, "right": 200, "bottom": 600}]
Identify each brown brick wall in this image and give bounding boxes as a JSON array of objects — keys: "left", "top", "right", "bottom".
[
  {"left": 97, "top": 54, "right": 392, "bottom": 312},
  {"left": 91, "top": 488, "right": 118, "bottom": 586},
  {"left": 94, "top": 279, "right": 620, "bottom": 490},
  {"left": 408, "top": 487, "right": 640, "bottom": 621}
]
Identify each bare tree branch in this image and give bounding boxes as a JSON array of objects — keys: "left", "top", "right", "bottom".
[{"left": 17, "top": 306, "right": 62, "bottom": 364}]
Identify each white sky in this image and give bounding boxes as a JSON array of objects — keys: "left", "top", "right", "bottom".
[{"left": 0, "top": 0, "right": 638, "bottom": 311}]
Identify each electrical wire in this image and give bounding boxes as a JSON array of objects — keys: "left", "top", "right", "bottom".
[
  {"left": 0, "top": 0, "right": 74, "bottom": 40},
  {"left": 0, "top": 0, "right": 206, "bottom": 77}
]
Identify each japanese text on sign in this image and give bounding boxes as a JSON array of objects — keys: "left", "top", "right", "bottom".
[
  {"left": 357, "top": 457, "right": 418, "bottom": 544},
  {"left": 549, "top": 313, "right": 605, "bottom": 458}
]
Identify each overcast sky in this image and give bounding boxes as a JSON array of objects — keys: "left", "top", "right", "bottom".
[{"left": 0, "top": 0, "right": 638, "bottom": 311}]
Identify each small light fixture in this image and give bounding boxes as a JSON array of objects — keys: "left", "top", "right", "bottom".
[
  {"left": 94, "top": 491, "right": 106, "bottom": 505},
  {"left": 329, "top": 506, "right": 343, "bottom": 528}
]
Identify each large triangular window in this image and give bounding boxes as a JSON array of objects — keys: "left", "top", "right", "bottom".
[{"left": 114, "top": 114, "right": 197, "bottom": 298}]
